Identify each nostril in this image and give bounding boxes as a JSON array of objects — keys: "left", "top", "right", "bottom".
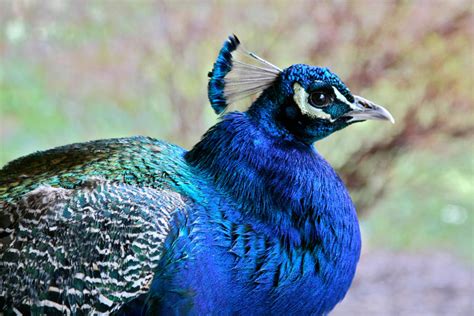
[{"left": 361, "top": 101, "right": 371, "bottom": 109}]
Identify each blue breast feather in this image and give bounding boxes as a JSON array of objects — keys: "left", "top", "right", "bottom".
[{"left": 163, "top": 111, "right": 362, "bottom": 315}]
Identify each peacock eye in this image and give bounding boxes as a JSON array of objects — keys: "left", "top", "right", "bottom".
[{"left": 309, "top": 90, "right": 333, "bottom": 108}]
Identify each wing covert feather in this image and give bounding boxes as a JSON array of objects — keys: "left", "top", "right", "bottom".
[{"left": 0, "top": 177, "right": 188, "bottom": 315}]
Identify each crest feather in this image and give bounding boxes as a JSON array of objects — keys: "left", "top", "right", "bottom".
[{"left": 208, "top": 35, "right": 281, "bottom": 114}]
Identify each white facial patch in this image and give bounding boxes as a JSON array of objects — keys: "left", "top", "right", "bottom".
[
  {"left": 331, "top": 86, "right": 355, "bottom": 108},
  {"left": 293, "top": 83, "right": 333, "bottom": 121}
]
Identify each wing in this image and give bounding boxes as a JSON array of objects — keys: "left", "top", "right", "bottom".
[
  {"left": 0, "top": 177, "right": 188, "bottom": 315},
  {"left": 0, "top": 136, "right": 189, "bottom": 204}
]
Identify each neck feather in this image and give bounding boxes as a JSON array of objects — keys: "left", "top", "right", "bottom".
[{"left": 185, "top": 112, "right": 359, "bottom": 251}]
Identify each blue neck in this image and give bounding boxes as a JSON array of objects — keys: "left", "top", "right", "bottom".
[
  {"left": 185, "top": 107, "right": 360, "bottom": 251},
  {"left": 184, "top": 110, "right": 361, "bottom": 313}
]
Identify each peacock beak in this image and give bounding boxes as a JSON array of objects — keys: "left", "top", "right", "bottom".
[{"left": 344, "top": 95, "right": 395, "bottom": 124}]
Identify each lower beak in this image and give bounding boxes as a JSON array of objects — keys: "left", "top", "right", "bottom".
[{"left": 344, "top": 95, "right": 395, "bottom": 124}]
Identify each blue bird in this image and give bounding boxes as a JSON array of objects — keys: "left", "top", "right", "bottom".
[{"left": 0, "top": 35, "right": 394, "bottom": 315}]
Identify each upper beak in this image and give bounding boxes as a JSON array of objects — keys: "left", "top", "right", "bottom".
[{"left": 344, "top": 95, "right": 395, "bottom": 124}]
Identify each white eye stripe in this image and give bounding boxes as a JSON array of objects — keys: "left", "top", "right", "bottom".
[
  {"left": 331, "top": 86, "right": 354, "bottom": 108},
  {"left": 293, "top": 83, "right": 335, "bottom": 121}
]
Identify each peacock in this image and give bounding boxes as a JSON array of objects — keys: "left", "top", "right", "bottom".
[{"left": 0, "top": 35, "right": 394, "bottom": 315}]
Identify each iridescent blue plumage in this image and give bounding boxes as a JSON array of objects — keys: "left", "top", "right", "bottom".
[
  {"left": 208, "top": 34, "right": 240, "bottom": 113},
  {"left": 183, "top": 111, "right": 361, "bottom": 314},
  {"left": 0, "top": 35, "right": 394, "bottom": 315}
]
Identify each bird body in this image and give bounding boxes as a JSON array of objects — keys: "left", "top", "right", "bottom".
[{"left": 0, "top": 35, "right": 393, "bottom": 315}]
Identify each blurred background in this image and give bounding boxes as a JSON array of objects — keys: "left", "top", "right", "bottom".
[{"left": 0, "top": 0, "right": 473, "bottom": 314}]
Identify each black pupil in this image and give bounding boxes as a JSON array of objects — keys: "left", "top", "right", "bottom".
[{"left": 310, "top": 91, "right": 330, "bottom": 107}]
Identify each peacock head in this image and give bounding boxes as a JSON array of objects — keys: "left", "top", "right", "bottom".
[{"left": 208, "top": 35, "right": 394, "bottom": 144}]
